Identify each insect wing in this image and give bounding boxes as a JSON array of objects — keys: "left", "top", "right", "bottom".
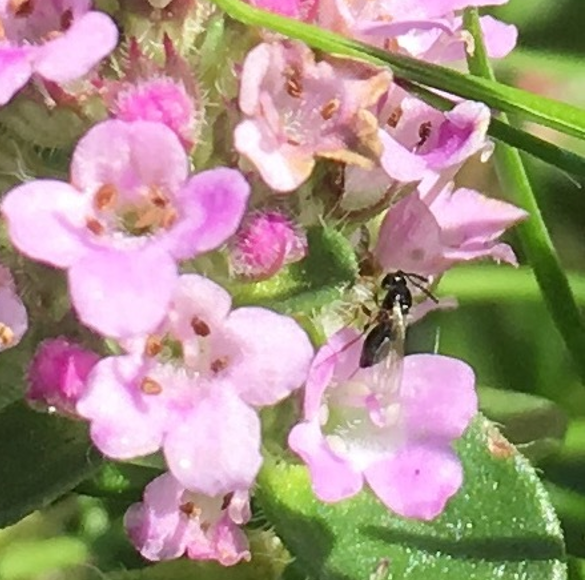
[{"left": 369, "top": 302, "right": 405, "bottom": 401}]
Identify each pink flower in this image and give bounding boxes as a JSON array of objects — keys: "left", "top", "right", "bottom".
[
  {"left": 2, "top": 120, "right": 250, "bottom": 338},
  {"left": 289, "top": 329, "right": 477, "bottom": 520},
  {"left": 100, "top": 36, "right": 202, "bottom": 151},
  {"left": 125, "top": 472, "right": 251, "bottom": 566},
  {"left": 0, "top": 0, "right": 119, "bottom": 106},
  {"left": 317, "top": 0, "right": 517, "bottom": 64},
  {"left": 234, "top": 40, "right": 392, "bottom": 192},
  {"left": 76, "top": 274, "right": 314, "bottom": 495},
  {"left": 228, "top": 209, "right": 307, "bottom": 280},
  {"left": 26, "top": 337, "right": 100, "bottom": 417},
  {"left": 373, "top": 185, "right": 528, "bottom": 277},
  {"left": 0, "top": 263, "right": 27, "bottom": 351}
]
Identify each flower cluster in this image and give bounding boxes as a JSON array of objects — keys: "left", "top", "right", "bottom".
[{"left": 0, "top": 0, "right": 528, "bottom": 571}]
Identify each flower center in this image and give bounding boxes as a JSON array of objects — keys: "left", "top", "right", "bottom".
[
  {"left": 87, "top": 184, "right": 178, "bottom": 239},
  {"left": 0, "top": 323, "right": 15, "bottom": 347}
]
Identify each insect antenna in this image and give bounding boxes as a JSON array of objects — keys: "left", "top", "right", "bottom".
[{"left": 401, "top": 272, "right": 439, "bottom": 303}]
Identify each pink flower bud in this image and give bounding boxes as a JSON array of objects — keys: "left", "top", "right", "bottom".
[
  {"left": 26, "top": 338, "right": 100, "bottom": 417},
  {"left": 229, "top": 210, "right": 308, "bottom": 280}
]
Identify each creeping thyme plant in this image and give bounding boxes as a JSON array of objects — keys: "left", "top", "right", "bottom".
[{"left": 1, "top": 0, "right": 585, "bottom": 578}]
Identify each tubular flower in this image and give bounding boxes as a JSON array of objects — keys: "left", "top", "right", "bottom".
[
  {"left": 0, "top": 0, "right": 119, "bottom": 106},
  {"left": 125, "top": 472, "right": 251, "bottom": 566},
  {"left": 2, "top": 120, "right": 250, "bottom": 338},
  {"left": 76, "top": 274, "right": 314, "bottom": 495},
  {"left": 289, "top": 329, "right": 477, "bottom": 520},
  {"left": 373, "top": 184, "right": 529, "bottom": 277},
  {"left": 235, "top": 40, "right": 392, "bottom": 192}
]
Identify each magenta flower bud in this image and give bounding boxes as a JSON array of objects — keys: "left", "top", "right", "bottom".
[
  {"left": 26, "top": 338, "right": 100, "bottom": 417},
  {"left": 229, "top": 210, "right": 308, "bottom": 280}
]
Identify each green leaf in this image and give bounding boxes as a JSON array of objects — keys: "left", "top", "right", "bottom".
[
  {"left": 231, "top": 226, "right": 358, "bottom": 314},
  {"left": 210, "top": 0, "right": 585, "bottom": 140},
  {"left": 0, "top": 402, "right": 101, "bottom": 528},
  {"left": 256, "top": 416, "right": 567, "bottom": 580},
  {"left": 479, "top": 386, "right": 568, "bottom": 462}
]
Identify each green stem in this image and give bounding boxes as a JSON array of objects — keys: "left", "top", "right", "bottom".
[
  {"left": 463, "top": 8, "right": 585, "bottom": 385},
  {"left": 210, "top": 0, "right": 585, "bottom": 139}
]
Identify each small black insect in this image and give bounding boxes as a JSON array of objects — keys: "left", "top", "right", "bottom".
[{"left": 359, "top": 271, "right": 437, "bottom": 369}]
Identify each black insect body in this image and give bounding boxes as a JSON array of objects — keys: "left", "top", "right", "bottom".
[{"left": 358, "top": 271, "right": 435, "bottom": 370}]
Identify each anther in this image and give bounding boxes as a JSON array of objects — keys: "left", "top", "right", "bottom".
[
  {"left": 93, "top": 183, "right": 118, "bottom": 211},
  {"left": 191, "top": 316, "right": 210, "bottom": 337},
  {"left": 320, "top": 98, "right": 340, "bottom": 121},
  {"left": 416, "top": 121, "right": 432, "bottom": 148},
  {"left": 386, "top": 106, "right": 403, "bottom": 128},
  {"left": 221, "top": 492, "right": 234, "bottom": 510},
  {"left": 140, "top": 377, "right": 163, "bottom": 395},
  {"left": 9, "top": 0, "right": 34, "bottom": 17},
  {"left": 210, "top": 356, "right": 229, "bottom": 374},
  {"left": 179, "top": 501, "right": 201, "bottom": 517},
  {"left": 60, "top": 9, "right": 73, "bottom": 31},
  {"left": 144, "top": 335, "right": 163, "bottom": 357},
  {"left": 0, "top": 324, "right": 15, "bottom": 346},
  {"left": 85, "top": 217, "right": 105, "bottom": 236}
]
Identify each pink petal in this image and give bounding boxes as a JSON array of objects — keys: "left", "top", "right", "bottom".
[
  {"left": 480, "top": 16, "right": 518, "bottom": 59},
  {"left": 386, "top": 0, "right": 507, "bottom": 20},
  {"left": 68, "top": 246, "right": 177, "bottom": 338},
  {"left": 70, "top": 120, "right": 188, "bottom": 195},
  {"left": 379, "top": 130, "right": 428, "bottom": 182},
  {"left": 234, "top": 120, "right": 314, "bottom": 192},
  {"left": 164, "top": 388, "right": 262, "bottom": 495},
  {"left": 34, "top": 12, "right": 119, "bottom": 82},
  {"left": 223, "top": 307, "right": 314, "bottom": 407},
  {"left": 76, "top": 356, "right": 166, "bottom": 459},
  {"left": 374, "top": 192, "right": 444, "bottom": 276},
  {"left": 167, "top": 168, "right": 251, "bottom": 259},
  {"left": 400, "top": 354, "right": 477, "bottom": 441},
  {"left": 1, "top": 180, "right": 88, "bottom": 268},
  {"left": 0, "top": 46, "right": 33, "bottom": 105},
  {"left": 365, "top": 444, "right": 463, "bottom": 520},
  {"left": 288, "top": 421, "right": 364, "bottom": 502}
]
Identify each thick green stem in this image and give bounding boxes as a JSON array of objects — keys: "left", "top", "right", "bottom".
[{"left": 463, "top": 8, "right": 585, "bottom": 385}]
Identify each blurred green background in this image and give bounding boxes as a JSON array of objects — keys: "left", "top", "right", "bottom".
[{"left": 2, "top": 0, "right": 585, "bottom": 578}]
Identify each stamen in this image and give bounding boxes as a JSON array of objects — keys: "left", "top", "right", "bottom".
[
  {"left": 9, "top": 0, "right": 34, "bottom": 17},
  {"left": 210, "top": 356, "right": 229, "bottom": 374},
  {"left": 93, "top": 183, "right": 118, "bottom": 211},
  {"left": 85, "top": 217, "right": 105, "bottom": 236},
  {"left": 140, "top": 377, "right": 163, "bottom": 395},
  {"left": 386, "top": 106, "right": 403, "bottom": 128},
  {"left": 0, "top": 323, "right": 15, "bottom": 347},
  {"left": 144, "top": 335, "right": 163, "bottom": 357},
  {"left": 191, "top": 316, "right": 210, "bottom": 337},
  {"left": 179, "top": 501, "right": 201, "bottom": 517},
  {"left": 60, "top": 8, "right": 73, "bottom": 31},
  {"left": 161, "top": 207, "right": 178, "bottom": 230},
  {"left": 148, "top": 186, "right": 170, "bottom": 208},
  {"left": 416, "top": 121, "right": 432, "bottom": 148},
  {"left": 221, "top": 492, "right": 234, "bottom": 510},
  {"left": 284, "top": 66, "right": 303, "bottom": 98},
  {"left": 320, "top": 98, "right": 340, "bottom": 121}
]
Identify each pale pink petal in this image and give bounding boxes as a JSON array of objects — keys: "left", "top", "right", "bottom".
[
  {"left": 443, "top": 241, "right": 519, "bottom": 266},
  {"left": 400, "top": 354, "right": 477, "bottom": 441},
  {"left": 385, "top": 0, "right": 507, "bottom": 20},
  {"left": 365, "top": 444, "right": 463, "bottom": 520},
  {"left": 374, "top": 193, "right": 444, "bottom": 275},
  {"left": 480, "top": 16, "right": 518, "bottom": 59},
  {"left": 288, "top": 421, "right": 364, "bottom": 502},
  {"left": 164, "top": 388, "right": 262, "bottom": 495},
  {"left": 379, "top": 130, "right": 428, "bottom": 182},
  {"left": 0, "top": 46, "right": 33, "bottom": 105},
  {"left": 76, "top": 356, "right": 167, "bottom": 459},
  {"left": 70, "top": 120, "right": 188, "bottom": 195},
  {"left": 234, "top": 120, "right": 313, "bottom": 192},
  {"left": 68, "top": 246, "right": 177, "bottom": 338},
  {"left": 166, "top": 168, "right": 251, "bottom": 259},
  {"left": 223, "top": 307, "right": 314, "bottom": 407},
  {"left": 34, "top": 12, "right": 119, "bottom": 82},
  {"left": 1, "top": 180, "right": 89, "bottom": 268}
]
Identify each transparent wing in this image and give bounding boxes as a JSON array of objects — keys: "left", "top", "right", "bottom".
[{"left": 369, "top": 302, "right": 405, "bottom": 412}]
